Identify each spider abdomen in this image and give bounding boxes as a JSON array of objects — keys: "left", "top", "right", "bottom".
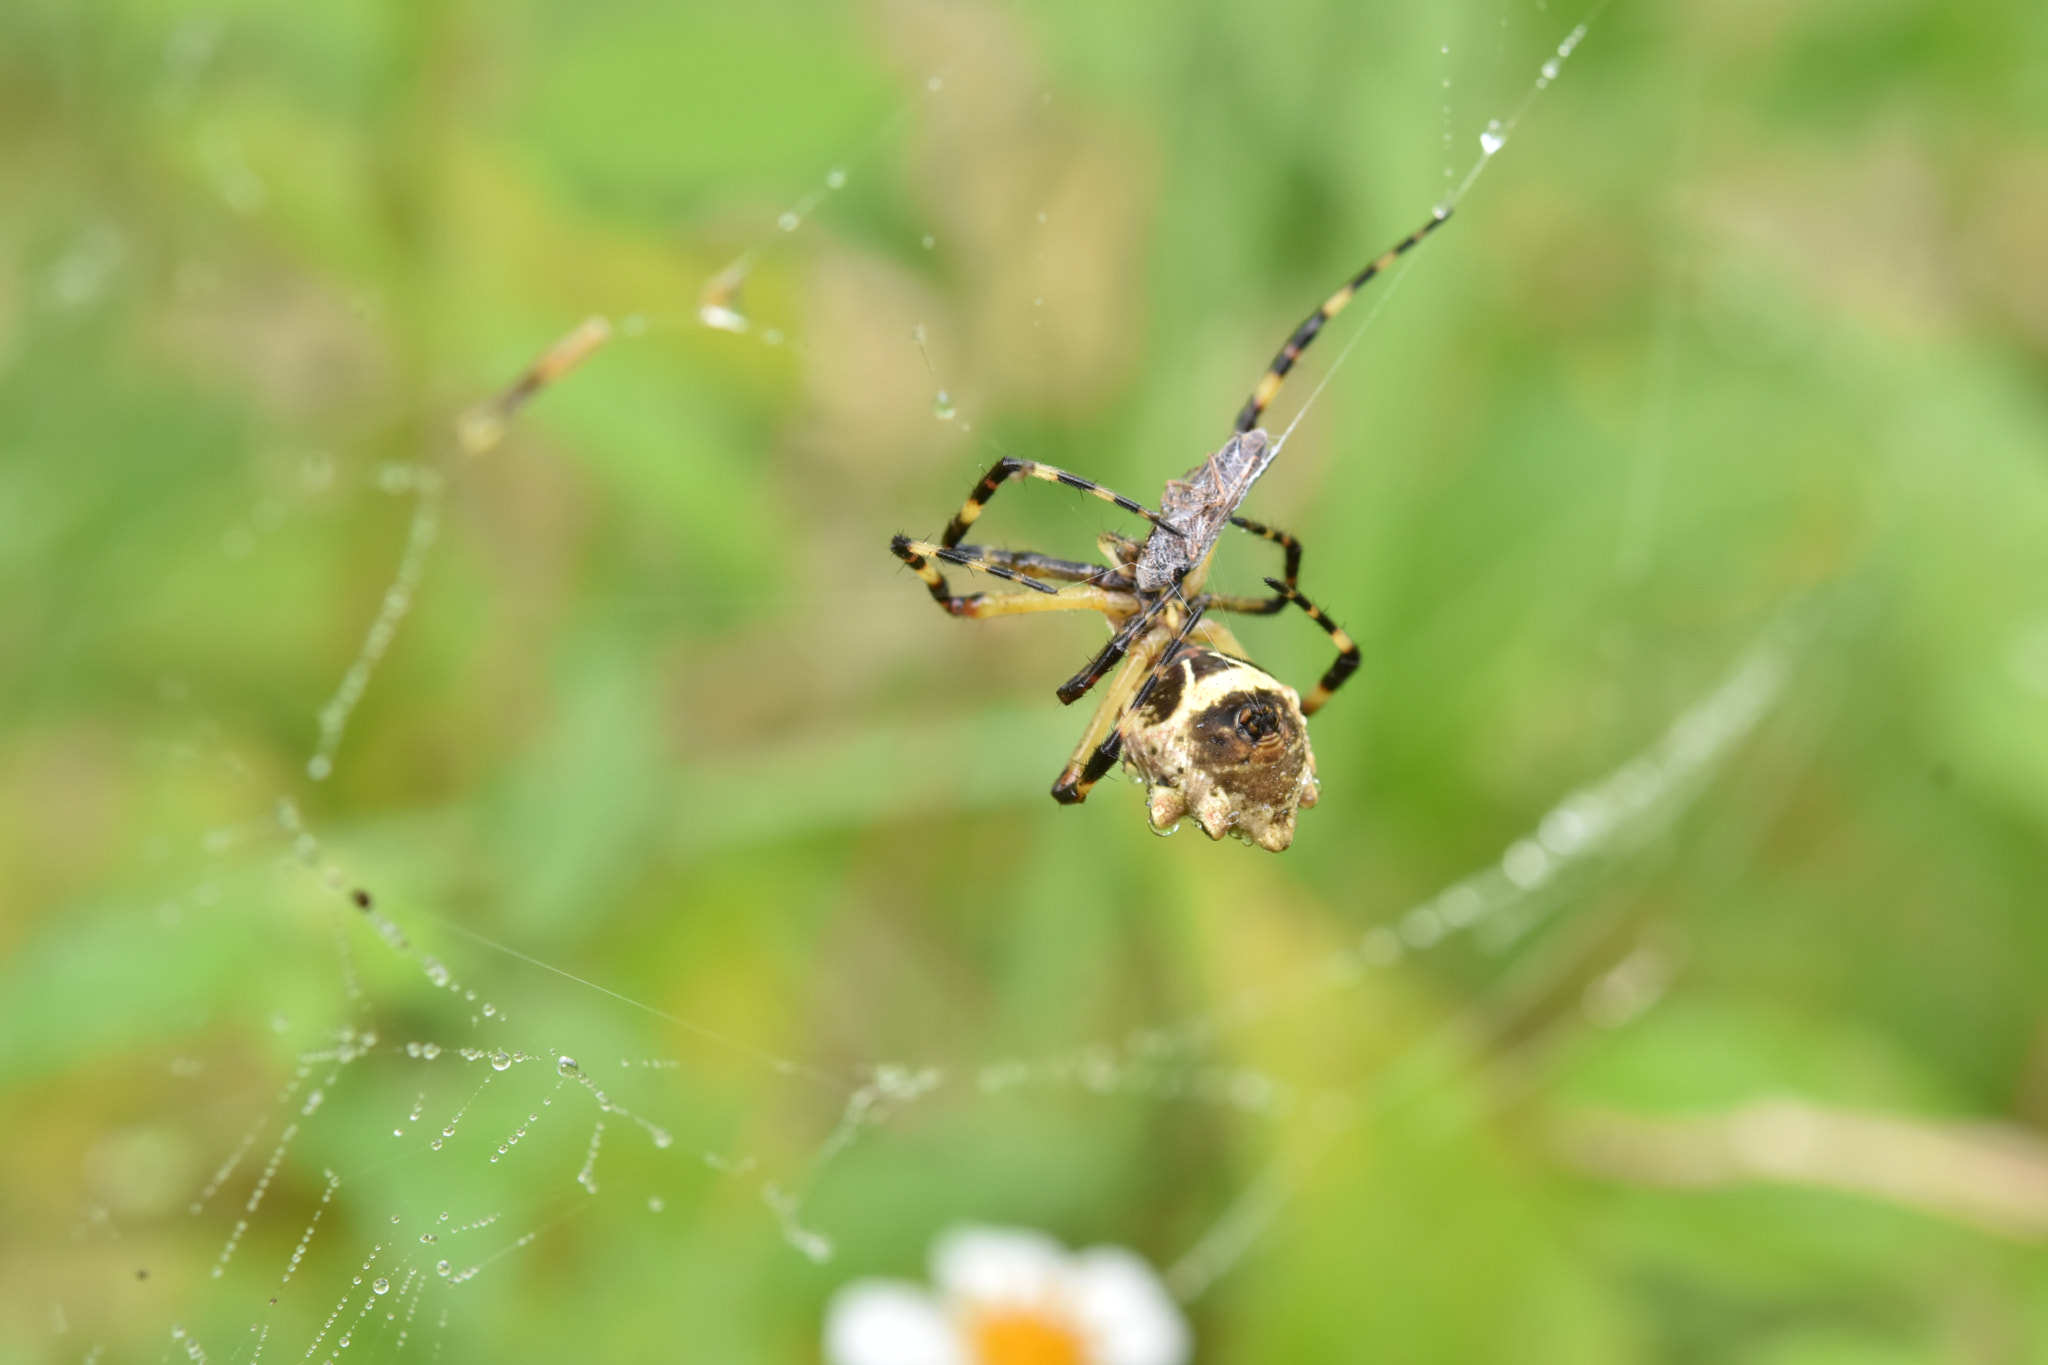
[{"left": 1120, "top": 645, "right": 1319, "bottom": 851}]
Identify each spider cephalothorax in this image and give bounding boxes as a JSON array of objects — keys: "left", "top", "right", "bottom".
[
  {"left": 889, "top": 206, "right": 1451, "bottom": 850},
  {"left": 1119, "top": 645, "right": 1319, "bottom": 851}
]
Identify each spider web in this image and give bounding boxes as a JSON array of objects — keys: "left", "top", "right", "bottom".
[{"left": 2, "top": 0, "right": 1847, "bottom": 1360}]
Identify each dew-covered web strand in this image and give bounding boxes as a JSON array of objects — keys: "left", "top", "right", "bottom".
[
  {"left": 149, "top": 795, "right": 902, "bottom": 1359},
  {"left": 695, "top": 3, "right": 1031, "bottom": 341},
  {"left": 417, "top": 912, "right": 832, "bottom": 1086},
  {"left": 304, "top": 315, "right": 613, "bottom": 784},
  {"left": 1270, "top": 5, "right": 1605, "bottom": 459}
]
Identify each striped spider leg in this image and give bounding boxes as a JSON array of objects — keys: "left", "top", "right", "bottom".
[{"left": 888, "top": 207, "right": 1446, "bottom": 849}]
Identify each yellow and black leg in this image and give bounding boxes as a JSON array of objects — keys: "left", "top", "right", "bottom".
[
  {"left": 939, "top": 456, "right": 1183, "bottom": 547},
  {"left": 951, "top": 545, "right": 1119, "bottom": 585},
  {"left": 1222, "top": 516, "right": 1303, "bottom": 614},
  {"left": 1261, "top": 578, "right": 1360, "bottom": 715},
  {"left": 1053, "top": 583, "right": 1182, "bottom": 704},
  {"left": 1053, "top": 601, "right": 1210, "bottom": 802},
  {"left": 1232, "top": 208, "right": 1453, "bottom": 435},
  {"left": 1051, "top": 623, "right": 1167, "bottom": 804},
  {"left": 891, "top": 537, "right": 1132, "bottom": 616}
]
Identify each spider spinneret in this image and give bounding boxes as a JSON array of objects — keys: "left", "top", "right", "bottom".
[{"left": 890, "top": 206, "right": 1450, "bottom": 850}]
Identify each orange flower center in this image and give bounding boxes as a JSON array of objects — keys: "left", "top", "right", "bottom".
[{"left": 968, "top": 1307, "right": 1088, "bottom": 1365}]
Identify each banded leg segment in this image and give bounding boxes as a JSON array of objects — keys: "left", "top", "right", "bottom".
[
  {"left": 1224, "top": 516, "right": 1303, "bottom": 614},
  {"left": 892, "top": 537, "right": 1142, "bottom": 618},
  {"left": 950, "top": 545, "right": 1117, "bottom": 584},
  {"left": 1262, "top": 578, "right": 1359, "bottom": 715},
  {"left": 1054, "top": 582, "right": 1181, "bottom": 705},
  {"left": 1051, "top": 626, "right": 1170, "bottom": 805},
  {"left": 942, "top": 456, "right": 1184, "bottom": 547},
  {"left": 894, "top": 534, "right": 1057, "bottom": 597},
  {"left": 1058, "top": 602, "right": 1213, "bottom": 802},
  {"left": 1232, "top": 207, "right": 1453, "bottom": 435},
  {"left": 949, "top": 586, "right": 1141, "bottom": 620}
]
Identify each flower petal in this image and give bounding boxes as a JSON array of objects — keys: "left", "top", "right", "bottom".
[
  {"left": 823, "top": 1279, "right": 965, "bottom": 1365},
  {"left": 931, "top": 1225, "right": 1071, "bottom": 1309},
  {"left": 1067, "top": 1248, "right": 1191, "bottom": 1365}
]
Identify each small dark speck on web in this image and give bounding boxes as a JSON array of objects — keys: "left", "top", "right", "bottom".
[
  {"left": 351, "top": 888, "right": 372, "bottom": 909},
  {"left": 135, "top": 1269, "right": 148, "bottom": 1280}
]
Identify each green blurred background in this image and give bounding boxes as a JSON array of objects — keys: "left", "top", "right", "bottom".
[{"left": 6, "top": 0, "right": 2048, "bottom": 1360}]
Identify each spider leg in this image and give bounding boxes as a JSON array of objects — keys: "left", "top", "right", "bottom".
[
  {"left": 1049, "top": 617, "right": 1173, "bottom": 805},
  {"left": 950, "top": 544, "right": 1125, "bottom": 585},
  {"left": 1054, "top": 584, "right": 1179, "bottom": 705},
  {"left": 1054, "top": 601, "right": 1212, "bottom": 803},
  {"left": 893, "top": 535, "right": 1060, "bottom": 601},
  {"left": 1214, "top": 516, "right": 1304, "bottom": 615},
  {"left": 954, "top": 586, "right": 1142, "bottom": 620},
  {"left": 941, "top": 456, "right": 1186, "bottom": 547},
  {"left": 893, "top": 536, "right": 1140, "bottom": 618},
  {"left": 1260, "top": 577, "right": 1360, "bottom": 715},
  {"left": 1233, "top": 207, "right": 1453, "bottom": 434}
]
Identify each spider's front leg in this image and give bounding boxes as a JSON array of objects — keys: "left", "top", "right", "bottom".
[
  {"left": 1050, "top": 625, "right": 1172, "bottom": 805},
  {"left": 941, "top": 456, "right": 1183, "bottom": 548},
  {"left": 891, "top": 540, "right": 1140, "bottom": 623}
]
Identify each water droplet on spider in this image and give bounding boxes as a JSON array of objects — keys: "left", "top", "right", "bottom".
[
  {"left": 777, "top": 212, "right": 799, "bottom": 232},
  {"left": 307, "top": 755, "right": 332, "bottom": 781},
  {"left": 932, "top": 390, "right": 956, "bottom": 420},
  {"left": 1148, "top": 821, "right": 1181, "bottom": 838},
  {"left": 825, "top": 167, "right": 846, "bottom": 189},
  {"left": 372, "top": 1278, "right": 389, "bottom": 1295},
  {"left": 490, "top": 1050, "right": 512, "bottom": 1071},
  {"left": 436, "top": 1261, "right": 451, "bottom": 1277},
  {"left": 1479, "top": 120, "right": 1505, "bottom": 156}
]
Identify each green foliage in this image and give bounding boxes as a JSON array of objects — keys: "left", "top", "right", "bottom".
[{"left": 5, "top": 0, "right": 2048, "bottom": 1360}]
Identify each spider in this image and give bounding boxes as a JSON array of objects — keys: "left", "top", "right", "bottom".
[{"left": 891, "top": 207, "right": 1451, "bottom": 850}]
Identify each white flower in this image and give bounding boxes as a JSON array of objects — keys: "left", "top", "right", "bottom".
[{"left": 824, "top": 1225, "right": 1190, "bottom": 1365}]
